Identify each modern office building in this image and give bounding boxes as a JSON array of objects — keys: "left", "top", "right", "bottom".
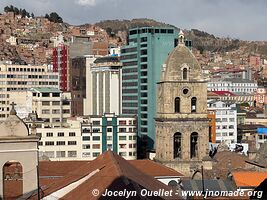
[
  {"left": 120, "top": 27, "right": 178, "bottom": 154},
  {"left": 0, "top": 63, "right": 59, "bottom": 120}
]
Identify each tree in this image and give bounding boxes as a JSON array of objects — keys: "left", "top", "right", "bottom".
[
  {"left": 4, "top": 6, "right": 11, "bottom": 12},
  {"left": 21, "top": 9, "right": 27, "bottom": 17},
  {"left": 31, "top": 13, "right": 34, "bottom": 18},
  {"left": 10, "top": 5, "right": 14, "bottom": 12},
  {"left": 49, "top": 12, "right": 63, "bottom": 23},
  {"left": 14, "top": 7, "right": 19, "bottom": 15}
]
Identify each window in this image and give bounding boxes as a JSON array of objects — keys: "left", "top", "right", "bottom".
[
  {"left": 183, "top": 68, "right": 188, "bottom": 80},
  {"left": 229, "top": 118, "right": 235, "bottom": 122},
  {"left": 52, "top": 109, "right": 60, "bottom": 114},
  {"left": 58, "top": 132, "right": 64, "bottom": 137},
  {"left": 82, "top": 144, "right": 90, "bottom": 149},
  {"left": 191, "top": 97, "right": 197, "bottom": 113},
  {"left": 52, "top": 101, "right": 60, "bottom": 105},
  {"left": 92, "top": 128, "right": 100, "bottom": 133},
  {"left": 92, "top": 121, "right": 100, "bottom": 125},
  {"left": 82, "top": 136, "right": 90, "bottom": 141},
  {"left": 119, "top": 152, "right": 127, "bottom": 157},
  {"left": 174, "top": 132, "right": 182, "bottom": 159},
  {"left": 107, "top": 128, "right": 112, "bottom": 132},
  {"left": 56, "top": 151, "right": 65, "bottom": 158},
  {"left": 174, "top": 97, "right": 180, "bottom": 113},
  {"left": 42, "top": 109, "right": 50, "bottom": 114},
  {"left": 68, "top": 141, "right": 77, "bottom": 145},
  {"left": 39, "top": 141, "right": 43, "bottom": 146},
  {"left": 68, "top": 151, "right": 77, "bottom": 157},
  {"left": 119, "top": 128, "right": 126, "bottom": 132},
  {"left": 52, "top": 93, "right": 60, "bottom": 97},
  {"left": 190, "top": 132, "right": 198, "bottom": 158},
  {"left": 229, "top": 125, "right": 234, "bottom": 129},
  {"left": 119, "top": 136, "right": 127, "bottom": 140},
  {"left": 92, "top": 136, "right": 100, "bottom": 141},
  {"left": 42, "top": 101, "right": 50, "bottom": 106},
  {"left": 92, "top": 144, "right": 100, "bottom": 149},
  {"left": 107, "top": 136, "right": 112, "bottom": 141},
  {"left": 42, "top": 93, "right": 50, "bottom": 97},
  {"left": 69, "top": 132, "right": 76, "bottom": 136},
  {"left": 45, "top": 141, "right": 54, "bottom": 146},
  {"left": 119, "top": 120, "right": 127, "bottom": 125},
  {"left": 46, "top": 132, "right": 53, "bottom": 137},
  {"left": 56, "top": 141, "right": 65, "bottom": 145},
  {"left": 119, "top": 144, "right": 127, "bottom": 149},
  {"left": 93, "top": 152, "right": 100, "bottom": 157}
]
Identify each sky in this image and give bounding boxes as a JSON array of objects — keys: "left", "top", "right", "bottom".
[{"left": 0, "top": 0, "right": 266, "bottom": 41}]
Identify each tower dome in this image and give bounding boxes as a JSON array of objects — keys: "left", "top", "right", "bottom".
[{"left": 161, "top": 32, "right": 203, "bottom": 82}]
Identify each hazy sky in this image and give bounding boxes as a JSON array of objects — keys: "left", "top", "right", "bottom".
[{"left": 0, "top": 0, "right": 266, "bottom": 41}]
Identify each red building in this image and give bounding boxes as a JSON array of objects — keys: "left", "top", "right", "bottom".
[{"left": 52, "top": 44, "right": 69, "bottom": 91}]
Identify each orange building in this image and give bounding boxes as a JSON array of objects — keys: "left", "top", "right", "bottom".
[{"left": 208, "top": 111, "right": 216, "bottom": 143}]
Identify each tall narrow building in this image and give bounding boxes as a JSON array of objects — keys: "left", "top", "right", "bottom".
[
  {"left": 121, "top": 27, "right": 178, "bottom": 156},
  {"left": 155, "top": 31, "right": 210, "bottom": 176}
]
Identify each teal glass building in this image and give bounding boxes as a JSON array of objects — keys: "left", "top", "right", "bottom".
[{"left": 121, "top": 27, "right": 178, "bottom": 156}]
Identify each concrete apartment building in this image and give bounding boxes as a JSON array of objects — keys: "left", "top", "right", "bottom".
[
  {"left": 8, "top": 87, "right": 71, "bottom": 124},
  {"left": 208, "top": 78, "right": 257, "bottom": 94},
  {"left": 208, "top": 100, "right": 237, "bottom": 144},
  {"left": 0, "top": 63, "right": 59, "bottom": 120},
  {"left": 28, "top": 87, "right": 71, "bottom": 124},
  {"left": 26, "top": 113, "right": 137, "bottom": 161},
  {"left": 120, "top": 27, "right": 178, "bottom": 154}
]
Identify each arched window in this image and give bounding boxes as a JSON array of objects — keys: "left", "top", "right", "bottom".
[
  {"left": 182, "top": 68, "right": 188, "bottom": 80},
  {"left": 174, "top": 132, "right": 182, "bottom": 159},
  {"left": 190, "top": 132, "right": 198, "bottom": 158},
  {"left": 3, "top": 161, "right": 23, "bottom": 198},
  {"left": 174, "top": 97, "right": 180, "bottom": 113},
  {"left": 191, "top": 97, "right": 197, "bottom": 113}
]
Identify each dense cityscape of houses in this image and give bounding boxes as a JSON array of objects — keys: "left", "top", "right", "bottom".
[{"left": 0, "top": 9, "right": 266, "bottom": 199}]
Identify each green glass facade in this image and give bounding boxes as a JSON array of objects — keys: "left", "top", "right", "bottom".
[{"left": 121, "top": 27, "right": 178, "bottom": 153}]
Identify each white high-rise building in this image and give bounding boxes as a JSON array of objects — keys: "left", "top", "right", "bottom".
[
  {"left": 84, "top": 55, "right": 122, "bottom": 115},
  {"left": 208, "top": 100, "right": 237, "bottom": 144}
]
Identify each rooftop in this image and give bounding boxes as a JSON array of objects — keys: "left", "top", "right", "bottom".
[
  {"left": 31, "top": 87, "right": 61, "bottom": 93},
  {"left": 15, "top": 151, "right": 182, "bottom": 199},
  {"left": 94, "top": 56, "right": 120, "bottom": 64},
  {"left": 232, "top": 171, "right": 267, "bottom": 188}
]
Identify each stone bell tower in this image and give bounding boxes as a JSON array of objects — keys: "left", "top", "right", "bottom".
[
  {"left": 155, "top": 31, "right": 210, "bottom": 176},
  {"left": 0, "top": 103, "right": 39, "bottom": 198}
]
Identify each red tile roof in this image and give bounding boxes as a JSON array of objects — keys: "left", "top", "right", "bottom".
[
  {"left": 27, "top": 151, "right": 181, "bottom": 200},
  {"left": 232, "top": 171, "right": 267, "bottom": 188}
]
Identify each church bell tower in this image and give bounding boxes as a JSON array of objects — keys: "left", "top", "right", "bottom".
[{"left": 155, "top": 30, "right": 210, "bottom": 176}]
